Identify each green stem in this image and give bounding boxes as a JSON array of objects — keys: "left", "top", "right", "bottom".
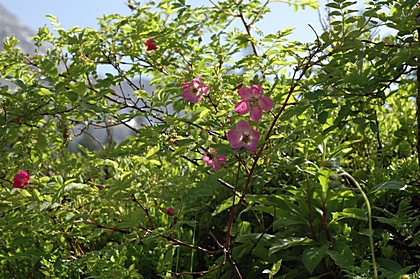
[{"left": 341, "top": 170, "right": 377, "bottom": 279}]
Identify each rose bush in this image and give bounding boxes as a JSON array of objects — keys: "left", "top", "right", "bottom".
[{"left": 1, "top": 0, "right": 420, "bottom": 278}]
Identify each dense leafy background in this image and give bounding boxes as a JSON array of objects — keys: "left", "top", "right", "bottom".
[{"left": 1, "top": 0, "right": 420, "bottom": 278}]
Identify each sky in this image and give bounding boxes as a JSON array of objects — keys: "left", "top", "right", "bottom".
[{"left": 0, "top": 0, "right": 331, "bottom": 43}]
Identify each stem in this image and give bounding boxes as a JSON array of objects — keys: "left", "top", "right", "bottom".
[
  {"left": 341, "top": 171, "right": 377, "bottom": 279},
  {"left": 305, "top": 173, "right": 318, "bottom": 242},
  {"left": 417, "top": 26, "right": 420, "bottom": 173}
]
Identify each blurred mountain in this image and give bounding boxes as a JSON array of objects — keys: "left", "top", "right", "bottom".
[
  {"left": 0, "top": 3, "right": 152, "bottom": 152},
  {"left": 0, "top": 2, "right": 42, "bottom": 54}
]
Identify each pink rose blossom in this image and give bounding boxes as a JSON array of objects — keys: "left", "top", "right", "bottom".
[
  {"left": 145, "top": 37, "right": 157, "bottom": 51},
  {"left": 166, "top": 208, "right": 175, "bottom": 216},
  {"left": 227, "top": 120, "right": 260, "bottom": 152},
  {"left": 203, "top": 151, "right": 227, "bottom": 172},
  {"left": 182, "top": 76, "right": 210, "bottom": 103},
  {"left": 234, "top": 84, "right": 273, "bottom": 121},
  {"left": 13, "top": 170, "right": 30, "bottom": 188}
]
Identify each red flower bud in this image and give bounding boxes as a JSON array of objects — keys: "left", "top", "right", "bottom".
[{"left": 166, "top": 208, "right": 175, "bottom": 216}]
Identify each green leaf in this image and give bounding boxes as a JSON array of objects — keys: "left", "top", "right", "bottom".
[
  {"left": 40, "top": 59, "right": 58, "bottom": 78},
  {"left": 269, "top": 237, "right": 313, "bottom": 256},
  {"left": 369, "top": 180, "right": 406, "bottom": 193},
  {"left": 37, "top": 130, "right": 48, "bottom": 153},
  {"left": 63, "top": 183, "right": 89, "bottom": 192},
  {"left": 64, "top": 91, "right": 79, "bottom": 102},
  {"left": 176, "top": 139, "right": 195, "bottom": 146},
  {"left": 302, "top": 242, "right": 329, "bottom": 273},
  {"left": 280, "top": 105, "right": 310, "bottom": 121},
  {"left": 19, "top": 189, "right": 32, "bottom": 197},
  {"left": 273, "top": 217, "right": 307, "bottom": 231},
  {"left": 369, "top": 121, "right": 378, "bottom": 133},
  {"left": 318, "top": 111, "right": 328, "bottom": 124},
  {"left": 213, "top": 196, "right": 239, "bottom": 216},
  {"left": 188, "top": 187, "right": 213, "bottom": 198},
  {"left": 332, "top": 208, "right": 367, "bottom": 222},
  {"left": 270, "top": 259, "right": 282, "bottom": 276},
  {"left": 326, "top": 241, "right": 354, "bottom": 269},
  {"left": 146, "top": 145, "right": 160, "bottom": 158},
  {"left": 38, "top": 88, "right": 53, "bottom": 96},
  {"left": 318, "top": 168, "right": 330, "bottom": 201}
]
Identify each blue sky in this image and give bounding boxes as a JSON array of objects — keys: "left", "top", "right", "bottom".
[{"left": 0, "top": 0, "right": 330, "bottom": 43}]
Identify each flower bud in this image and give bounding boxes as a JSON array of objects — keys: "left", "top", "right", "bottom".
[{"left": 166, "top": 208, "right": 175, "bottom": 216}]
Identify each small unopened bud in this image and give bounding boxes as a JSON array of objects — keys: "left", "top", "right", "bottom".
[{"left": 166, "top": 208, "right": 175, "bottom": 216}]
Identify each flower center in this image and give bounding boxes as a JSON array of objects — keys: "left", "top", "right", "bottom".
[
  {"left": 249, "top": 96, "right": 259, "bottom": 108},
  {"left": 242, "top": 133, "right": 250, "bottom": 144},
  {"left": 193, "top": 85, "right": 200, "bottom": 95},
  {"left": 207, "top": 153, "right": 214, "bottom": 160}
]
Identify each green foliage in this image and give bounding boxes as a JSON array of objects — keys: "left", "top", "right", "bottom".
[{"left": 1, "top": 0, "right": 420, "bottom": 278}]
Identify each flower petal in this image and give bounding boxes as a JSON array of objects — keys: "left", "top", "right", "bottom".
[
  {"left": 217, "top": 155, "right": 227, "bottom": 165},
  {"left": 227, "top": 129, "right": 244, "bottom": 149},
  {"left": 236, "top": 120, "right": 252, "bottom": 133},
  {"left": 212, "top": 159, "right": 221, "bottom": 172},
  {"left": 259, "top": 96, "right": 273, "bottom": 111},
  {"left": 249, "top": 107, "right": 263, "bottom": 121},
  {"left": 246, "top": 130, "right": 260, "bottom": 152},
  {"left": 250, "top": 84, "right": 262, "bottom": 97},
  {"left": 237, "top": 87, "right": 252, "bottom": 100},
  {"left": 234, "top": 101, "right": 250, "bottom": 115},
  {"left": 193, "top": 76, "right": 203, "bottom": 86},
  {"left": 183, "top": 88, "right": 201, "bottom": 103},
  {"left": 200, "top": 85, "right": 210, "bottom": 96},
  {"left": 202, "top": 154, "right": 213, "bottom": 166}
]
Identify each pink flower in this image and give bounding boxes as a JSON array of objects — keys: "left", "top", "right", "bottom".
[
  {"left": 203, "top": 151, "right": 227, "bottom": 172},
  {"left": 227, "top": 120, "right": 260, "bottom": 152},
  {"left": 166, "top": 208, "right": 175, "bottom": 216},
  {"left": 234, "top": 84, "right": 273, "bottom": 121},
  {"left": 13, "top": 170, "right": 30, "bottom": 188},
  {"left": 145, "top": 37, "right": 157, "bottom": 51},
  {"left": 182, "top": 76, "right": 210, "bottom": 103}
]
